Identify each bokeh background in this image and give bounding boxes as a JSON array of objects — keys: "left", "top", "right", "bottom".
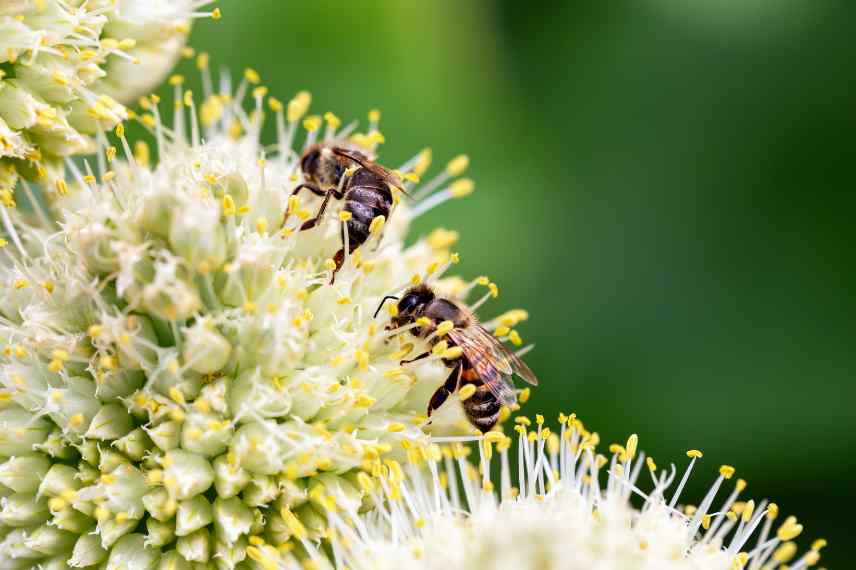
[{"left": 160, "top": 1, "right": 854, "bottom": 565}]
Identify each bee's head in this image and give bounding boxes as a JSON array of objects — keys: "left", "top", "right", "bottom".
[
  {"left": 388, "top": 285, "right": 435, "bottom": 329},
  {"left": 300, "top": 146, "right": 345, "bottom": 187}
]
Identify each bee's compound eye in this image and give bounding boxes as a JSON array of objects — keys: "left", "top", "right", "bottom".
[
  {"left": 398, "top": 294, "right": 421, "bottom": 314},
  {"left": 302, "top": 150, "right": 320, "bottom": 174}
]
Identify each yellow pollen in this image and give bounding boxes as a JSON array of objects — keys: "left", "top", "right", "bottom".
[
  {"left": 212, "top": 8, "right": 222, "bottom": 20},
  {"left": 446, "top": 155, "right": 470, "bottom": 176},
  {"left": 303, "top": 115, "right": 322, "bottom": 132},
  {"left": 458, "top": 384, "right": 477, "bottom": 401},
  {"left": 435, "top": 320, "right": 454, "bottom": 337},
  {"left": 287, "top": 91, "right": 312, "bottom": 123},
  {"left": 450, "top": 178, "right": 475, "bottom": 198},
  {"left": 338, "top": 211, "right": 353, "bottom": 222},
  {"left": 686, "top": 449, "right": 703, "bottom": 459},
  {"left": 369, "top": 215, "right": 386, "bottom": 234},
  {"left": 519, "top": 387, "right": 531, "bottom": 403},
  {"left": 719, "top": 465, "right": 736, "bottom": 479}
]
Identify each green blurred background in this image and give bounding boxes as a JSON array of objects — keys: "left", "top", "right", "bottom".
[{"left": 165, "top": 1, "right": 854, "bottom": 564}]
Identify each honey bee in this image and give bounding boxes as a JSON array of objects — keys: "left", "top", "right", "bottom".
[
  {"left": 377, "top": 284, "right": 539, "bottom": 432},
  {"left": 284, "top": 142, "right": 404, "bottom": 282}
]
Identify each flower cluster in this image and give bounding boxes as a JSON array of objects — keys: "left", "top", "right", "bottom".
[
  {"left": 0, "top": 0, "right": 219, "bottom": 196},
  {"left": 327, "top": 417, "right": 826, "bottom": 570},
  {"left": 0, "top": 61, "right": 513, "bottom": 568}
]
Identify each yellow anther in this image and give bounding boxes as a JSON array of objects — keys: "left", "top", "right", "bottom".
[
  {"left": 519, "top": 387, "right": 531, "bottom": 404},
  {"left": 221, "top": 194, "right": 236, "bottom": 217},
  {"left": 646, "top": 457, "right": 657, "bottom": 472},
  {"left": 211, "top": 8, "right": 222, "bottom": 20},
  {"left": 323, "top": 111, "right": 342, "bottom": 130},
  {"left": 719, "top": 465, "right": 735, "bottom": 479},
  {"left": 168, "top": 387, "right": 185, "bottom": 405},
  {"left": 686, "top": 449, "right": 703, "bottom": 459},
  {"left": 55, "top": 179, "right": 69, "bottom": 195},
  {"left": 427, "top": 228, "right": 459, "bottom": 250},
  {"left": 702, "top": 513, "right": 712, "bottom": 529},
  {"left": 387, "top": 422, "right": 406, "bottom": 433},
  {"left": 498, "top": 406, "right": 511, "bottom": 423},
  {"left": 256, "top": 217, "right": 269, "bottom": 234},
  {"left": 435, "top": 320, "right": 454, "bottom": 337},
  {"left": 287, "top": 91, "right": 312, "bottom": 123},
  {"left": 244, "top": 69, "right": 261, "bottom": 85},
  {"left": 736, "top": 478, "right": 747, "bottom": 492},
  {"left": 811, "top": 539, "right": 827, "bottom": 551},
  {"left": 449, "top": 178, "right": 475, "bottom": 198},
  {"left": 446, "top": 155, "right": 470, "bottom": 176},
  {"left": 252, "top": 86, "right": 268, "bottom": 100},
  {"left": 338, "top": 210, "right": 353, "bottom": 222},
  {"left": 369, "top": 215, "right": 386, "bottom": 234},
  {"left": 625, "top": 434, "right": 638, "bottom": 460},
  {"left": 508, "top": 330, "right": 522, "bottom": 346},
  {"left": 442, "top": 347, "right": 464, "bottom": 360},
  {"left": 515, "top": 416, "right": 531, "bottom": 426},
  {"left": 742, "top": 499, "right": 755, "bottom": 522},
  {"left": 196, "top": 52, "right": 210, "bottom": 70},
  {"left": 303, "top": 115, "right": 322, "bottom": 132},
  {"left": 777, "top": 517, "right": 803, "bottom": 541},
  {"left": 416, "top": 317, "right": 432, "bottom": 327},
  {"left": 368, "top": 109, "right": 381, "bottom": 123},
  {"left": 169, "top": 74, "right": 185, "bottom": 86},
  {"left": 773, "top": 542, "right": 797, "bottom": 564},
  {"left": 458, "top": 384, "right": 477, "bottom": 401}
]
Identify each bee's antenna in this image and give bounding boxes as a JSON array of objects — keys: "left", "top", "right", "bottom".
[{"left": 373, "top": 295, "right": 399, "bottom": 319}]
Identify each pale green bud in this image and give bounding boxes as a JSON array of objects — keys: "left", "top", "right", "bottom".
[
  {"left": 0, "top": 455, "right": 49, "bottom": 493},
  {"left": 0, "top": 528, "right": 41, "bottom": 561},
  {"left": 0, "top": 492, "right": 50, "bottom": 526},
  {"left": 229, "top": 422, "right": 282, "bottom": 475},
  {"left": 145, "top": 517, "right": 175, "bottom": 548},
  {"left": 114, "top": 427, "right": 154, "bottom": 461},
  {"left": 24, "top": 524, "right": 76, "bottom": 556},
  {"left": 116, "top": 314, "right": 159, "bottom": 371},
  {"left": 212, "top": 454, "right": 250, "bottom": 499},
  {"left": 141, "top": 488, "right": 177, "bottom": 523},
  {"left": 163, "top": 450, "right": 214, "bottom": 500},
  {"left": 176, "top": 495, "right": 213, "bottom": 537},
  {"left": 212, "top": 497, "right": 253, "bottom": 546},
  {"left": 170, "top": 203, "right": 228, "bottom": 270},
  {"left": 242, "top": 476, "right": 279, "bottom": 507},
  {"left": 213, "top": 536, "right": 248, "bottom": 570},
  {"left": 106, "top": 534, "right": 160, "bottom": 570},
  {"left": 176, "top": 527, "right": 211, "bottom": 563},
  {"left": 69, "top": 535, "right": 108, "bottom": 569},
  {"left": 50, "top": 506, "right": 92, "bottom": 534},
  {"left": 95, "top": 369, "right": 145, "bottom": 403},
  {"left": 145, "top": 420, "right": 182, "bottom": 452},
  {"left": 228, "top": 368, "right": 291, "bottom": 422},
  {"left": 137, "top": 190, "right": 177, "bottom": 238},
  {"left": 182, "top": 321, "right": 232, "bottom": 375},
  {"left": 98, "top": 516, "right": 139, "bottom": 549},
  {"left": 0, "top": 407, "right": 51, "bottom": 455},
  {"left": 38, "top": 464, "right": 80, "bottom": 498},
  {"left": 181, "top": 410, "right": 232, "bottom": 457},
  {"left": 157, "top": 550, "right": 193, "bottom": 570},
  {"left": 33, "top": 427, "right": 76, "bottom": 459},
  {"left": 100, "top": 464, "right": 147, "bottom": 520},
  {"left": 99, "top": 448, "right": 130, "bottom": 474},
  {"left": 84, "top": 403, "right": 133, "bottom": 441}
]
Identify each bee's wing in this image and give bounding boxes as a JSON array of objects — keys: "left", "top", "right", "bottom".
[
  {"left": 331, "top": 147, "right": 407, "bottom": 194},
  {"left": 448, "top": 326, "right": 534, "bottom": 406}
]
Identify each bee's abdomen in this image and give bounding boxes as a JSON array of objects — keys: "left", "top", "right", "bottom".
[
  {"left": 462, "top": 379, "right": 501, "bottom": 432},
  {"left": 344, "top": 185, "right": 392, "bottom": 252}
]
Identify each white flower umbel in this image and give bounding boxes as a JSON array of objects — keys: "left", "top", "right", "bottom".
[
  {"left": 0, "top": 62, "right": 514, "bottom": 568},
  {"left": 320, "top": 416, "right": 827, "bottom": 570},
  {"left": 0, "top": 0, "right": 219, "bottom": 193}
]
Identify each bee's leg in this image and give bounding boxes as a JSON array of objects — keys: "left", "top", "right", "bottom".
[
  {"left": 283, "top": 183, "right": 325, "bottom": 226},
  {"left": 400, "top": 352, "right": 430, "bottom": 365},
  {"left": 328, "top": 248, "right": 345, "bottom": 284},
  {"left": 427, "top": 363, "right": 462, "bottom": 419},
  {"left": 300, "top": 187, "right": 349, "bottom": 233}
]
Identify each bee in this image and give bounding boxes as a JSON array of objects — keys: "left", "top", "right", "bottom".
[
  {"left": 284, "top": 143, "right": 404, "bottom": 283},
  {"left": 376, "top": 284, "right": 539, "bottom": 432}
]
